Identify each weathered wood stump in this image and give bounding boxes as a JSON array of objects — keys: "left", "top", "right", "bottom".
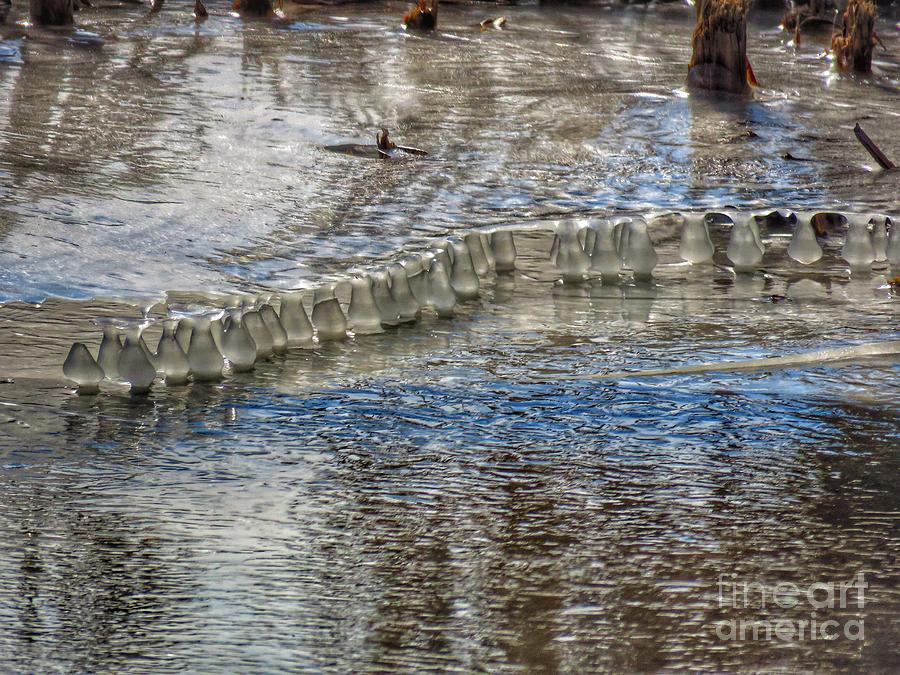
[
  {"left": 687, "top": 0, "right": 753, "bottom": 94},
  {"left": 403, "top": 0, "right": 438, "bottom": 30},
  {"left": 30, "top": 0, "right": 75, "bottom": 25},
  {"left": 232, "top": 0, "right": 274, "bottom": 17},
  {"left": 832, "top": 0, "right": 877, "bottom": 72}
]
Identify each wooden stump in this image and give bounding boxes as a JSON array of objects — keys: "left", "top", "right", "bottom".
[
  {"left": 232, "top": 0, "right": 274, "bottom": 17},
  {"left": 30, "top": 0, "right": 75, "bottom": 25},
  {"left": 688, "top": 0, "right": 752, "bottom": 94},
  {"left": 832, "top": 0, "right": 876, "bottom": 72},
  {"left": 403, "top": 0, "right": 438, "bottom": 30}
]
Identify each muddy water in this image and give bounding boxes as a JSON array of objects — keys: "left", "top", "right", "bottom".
[{"left": 1, "top": 1, "right": 899, "bottom": 672}]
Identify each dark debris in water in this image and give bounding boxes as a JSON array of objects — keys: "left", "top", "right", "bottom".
[
  {"left": 403, "top": 0, "right": 438, "bottom": 31},
  {"left": 324, "top": 128, "right": 428, "bottom": 160}
]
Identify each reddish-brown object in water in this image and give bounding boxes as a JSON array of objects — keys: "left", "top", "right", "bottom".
[
  {"left": 745, "top": 56, "right": 759, "bottom": 86},
  {"left": 376, "top": 129, "right": 397, "bottom": 158},
  {"left": 854, "top": 123, "right": 896, "bottom": 170},
  {"left": 403, "top": 0, "right": 438, "bottom": 31},
  {"left": 831, "top": 0, "right": 877, "bottom": 72},
  {"left": 232, "top": 0, "right": 273, "bottom": 17},
  {"left": 194, "top": 0, "right": 208, "bottom": 18}
]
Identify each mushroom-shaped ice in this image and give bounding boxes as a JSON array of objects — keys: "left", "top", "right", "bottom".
[
  {"left": 311, "top": 285, "right": 348, "bottom": 341},
  {"left": 678, "top": 213, "right": 715, "bottom": 264},
  {"left": 63, "top": 343, "right": 105, "bottom": 395},
  {"left": 726, "top": 218, "right": 764, "bottom": 273},
  {"left": 552, "top": 220, "right": 590, "bottom": 284},
  {"left": 155, "top": 318, "right": 191, "bottom": 385},
  {"left": 426, "top": 258, "right": 456, "bottom": 318},
  {"left": 724, "top": 210, "right": 765, "bottom": 252},
  {"left": 117, "top": 319, "right": 157, "bottom": 394},
  {"left": 221, "top": 307, "right": 257, "bottom": 372},
  {"left": 279, "top": 293, "right": 314, "bottom": 346},
  {"left": 787, "top": 218, "right": 824, "bottom": 265},
  {"left": 348, "top": 275, "right": 384, "bottom": 335},
  {"left": 589, "top": 220, "right": 623, "bottom": 278},
  {"left": 171, "top": 307, "right": 226, "bottom": 382},
  {"left": 841, "top": 216, "right": 876, "bottom": 269},
  {"left": 388, "top": 263, "right": 420, "bottom": 323},
  {"left": 449, "top": 238, "right": 480, "bottom": 299},
  {"left": 621, "top": 218, "right": 657, "bottom": 280},
  {"left": 490, "top": 230, "right": 517, "bottom": 273},
  {"left": 371, "top": 269, "right": 401, "bottom": 327},
  {"left": 92, "top": 317, "right": 125, "bottom": 379}
]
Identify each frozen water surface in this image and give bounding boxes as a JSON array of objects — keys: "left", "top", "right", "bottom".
[{"left": 0, "top": 1, "right": 899, "bottom": 672}]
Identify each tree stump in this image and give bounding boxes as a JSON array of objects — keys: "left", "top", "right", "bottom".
[
  {"left": 688, "top": 0, "right": 752, "bottom": 94},
  {"left": 30, "top": 0, "right": 75, "bottom": 25},
  {"left": 832, "top": 0, "right": 877, "bottom": 72}
]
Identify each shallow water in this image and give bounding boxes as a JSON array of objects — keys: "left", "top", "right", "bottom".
[{"left": 1, "top": 1, "right": 899, "bottom": 672}]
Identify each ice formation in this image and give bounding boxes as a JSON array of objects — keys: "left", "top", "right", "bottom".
[
  {"left": 94, "top": 318, "right": 124, "bottom": 379},
  {"left": 887, "top": 219, "right": 900, "bottom": 267},
  {"left": 244, "top": 309, "right": 275, "bottom": 359},
  {"left": 490, "top": 230, "right": 517, "bottom": 273},
  {"left": 678, "top": 214, "right": 715, "bottom": 264},
  {"left": 402, "top": 254, "right": 430, "bottom": 305},
  {"left": 841, "top": 216, "right": 876, "bottom": 269},
  {"left": 62, "top": 209, "right": 898, "bottom": 396},
  {"left": 371, "top": 269, "right": 402, "bottom": 327},
  {"left": 63, "top": 343, "right": 105, "bottom": 394},
  {"left": 118, "top": 321, "right": 157, "bottom": 394},
  {"left": 175, "top": 320, "right": 192, "bottom": 352},
  {"left": 279, "top": 293, "right": 314, "bottom": 346},
  {"left": 553, "top": 220, "right": 590, "bottom": 283},
  {"left": 221, "top": 308, "right": 257, "bottom": 372},
  {"left": 589, "top": 220, "right": 623, "bottom": 277},
  {"left": 464, "top": 232, "right": 492, "bottom": 277},
  {"left": 620, "top": 218, "right": 658, "bottom": 279},
  {"left": 449, "top": 239, "right": 480, "bottom": 299},
  {"left": 426, "top": 258, "right": 456, "bottom": 318},
  {"left": 185, "top": 310, "right": 226, "bottom": 382},
  {"left": 210, "top": 316, "right": 225, "bottom": 352},
  {"left": 726, "top": 218, "right": 765, "bottom": 272},
  {"left": 787, "top": 219, "right": 824, "bottom": 265},
  {"left": 260, "top": 305, "right": 288, "bottom": 354},
  {"left": 348, "top": 275, "right": 385, "bottom": 335},
  {"left": 311, "top": 285, "right": 348, "bottom": 340},
  {"left": 870, "top": 216, "right": 888, "bottom": 262},
  {"left": 155, "top": 318, "right": 191, "bottom": 385},
  {"left": 388, "top": 263, "right": 420, "bottom": 323}
]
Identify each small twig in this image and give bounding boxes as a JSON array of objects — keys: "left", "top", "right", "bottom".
[{"left": 854, "top": 122, "right": 895, "bottom": 170}]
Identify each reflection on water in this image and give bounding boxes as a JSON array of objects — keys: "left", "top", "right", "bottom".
[
  {"left": 0, "top": 3, "right": 898, "bottom": 301},
  {"left": 1, "top": 1, "right": 899, "bottom": 671},
  {"left": 1, "top": 226, "right": 899, "bottom": 670}
]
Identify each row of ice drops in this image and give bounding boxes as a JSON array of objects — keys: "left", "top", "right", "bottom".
[{"left": 63, "top": 212, "right": 899, "bottom": 393}]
